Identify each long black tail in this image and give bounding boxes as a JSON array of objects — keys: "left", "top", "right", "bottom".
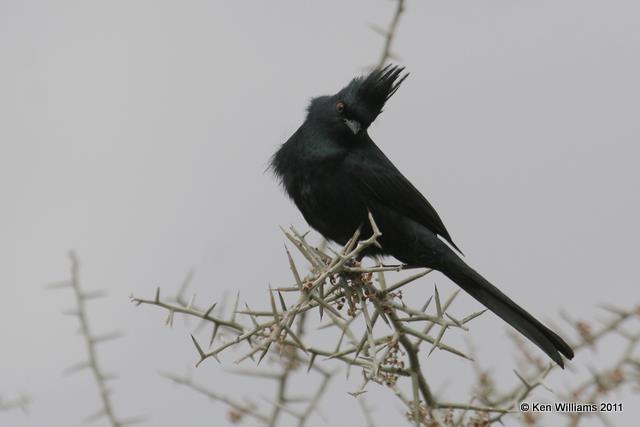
[{"left": 440, "top": 256, "right": 574, "bottom": 367}]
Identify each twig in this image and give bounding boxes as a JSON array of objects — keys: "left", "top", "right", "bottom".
[
  {"left": 51, "top": 252, "right": 143, "bottom": 427},
  {"left": 0, "top": 394, "right": 30, "bottom": 413},
  {"left": 375, "top": 0, "right": 406, "bottom": 68}
]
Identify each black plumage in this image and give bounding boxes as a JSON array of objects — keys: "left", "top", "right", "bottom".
[{"left": 270, "top": 65, "right": 574, "bottom": 367}]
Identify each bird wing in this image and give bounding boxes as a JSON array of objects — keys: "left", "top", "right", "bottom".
[{"left": 345, "top": 141, "right": 462, "bottom": 253}]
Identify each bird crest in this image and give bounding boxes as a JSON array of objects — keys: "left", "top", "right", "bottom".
[{"left": 340, "top": 64, "right": 409, "bottom": 123}]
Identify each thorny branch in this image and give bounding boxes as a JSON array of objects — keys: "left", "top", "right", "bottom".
[
  {"left": 161, "top": 372, "right": 270, "bottom": 424},
  {"left": 132, "top": 215, "right": 640, "bottom": 426},
  {"left": 132, "top": 215, "right": 494, "bottom": 425},
  {"left": 374, "top": 0, "right": 405, "bottom": 68},
  {"left": 49, "top": 252, "right": 143, "bottom": 427},
  {"left": 478, "top": 305, "right": 640, "bottom": 426}
]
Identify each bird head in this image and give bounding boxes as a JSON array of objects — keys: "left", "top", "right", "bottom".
[{"left": 306, "top": 65, "right": 408, "bottom": 137}]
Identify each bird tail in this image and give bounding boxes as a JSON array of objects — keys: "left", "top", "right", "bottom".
[{"left": 439, "top": 256, "right": 574, "bottom": 367}]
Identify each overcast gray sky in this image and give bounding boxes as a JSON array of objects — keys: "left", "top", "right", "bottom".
[{"left": 1, "top": 1, "right": 639, "bottom": 426}]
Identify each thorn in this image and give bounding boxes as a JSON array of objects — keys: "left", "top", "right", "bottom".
[
  {"left": 429, "top": 325, "right": 448, "bottom": 356},
  {"left": 204, "top": 302, "right": 217, "bottom": 318},
  {"left": 445, "top": 313, "right": 464, "bottom": 329},
  {"left": 244, "top": 303, "right": 260, "bottom": 328},
  {"left": 284, "top": 244, "right": 303, "bottom": 289},
  {"left": 44, "top": 280, "right": 72, "bottom": 290},
  {"left": 80, "top": 290, "right": 108, "bottom": 300},
  {"left": 277, "top": 291, "right": 287, "bottom": 312},
  {"left": 513, "top": 369, "right": 532, "bottom": 388},
  {"left": 434, "top": 284, "right": 443, "bottom": 319},
  {"left": 368, "top": 23, "right": 387, "bottom": 36},
  {"left": 462, "top": 309, "right": 488, "bottom": 324},
  {"left": 63, "top": 361, "right": 91, "bottom": 376},
  {"left": 209, "top": 323, "right": 220, "bottom": 348},
  {"left": 421, "top": 296, "right": 433, "bottom": 313},
  {"left": 176, "top": 269, "right": 195, "bottom": 300},
  {"left": 257, "top": 343, "right": 272, "bottom": 365},
  {"left": 307, "top": 353, "right": 317, "bottom": 373},
  {"left": 268, "top": 286, "right": 279, "bottom": 320},
  {"left": 83, "top": 408, "right": 107, "bottom": 423},
  {"left": 319, "top": 283, "right": 325, "bottom": 321},
  {"left": 230, "top": 292, "right": 240, "bottom": 323},
  {"left": 190, "top": 334, "right": 207, "bottom": 367},
  {"left": 283, "top": 324, "right": 308, "bottom": 354},
  {"left": 165, "top": 309, "right": 175, "bottom": 327},
  {"left": 91, "top": 331, "right": 124, "bottom": 344},
  {"left": 190, "top": 334, "right": 205, "bottom": 357},
  {"left": 187, "top": 293, "right": 196, "bottom": 310},
  {"left": 380, "top": 311, "right": 390, "bottom": 326}
]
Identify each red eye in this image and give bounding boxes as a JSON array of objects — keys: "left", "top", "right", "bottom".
[{"left": 336, "top": 101, "right": 345, "bottom": 113}]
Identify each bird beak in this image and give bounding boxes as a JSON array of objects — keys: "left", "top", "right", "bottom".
[{"left": 344, "top": 119, "right": 361, "bottom": 135}]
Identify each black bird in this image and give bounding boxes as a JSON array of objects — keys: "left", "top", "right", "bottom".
[{"left": 270, "top": 65, "right": 574, "bottom": 367}]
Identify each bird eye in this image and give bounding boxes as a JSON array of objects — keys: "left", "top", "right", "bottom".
[{"left": 336, "top": 101, "right": 345, "bottom": 113}]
